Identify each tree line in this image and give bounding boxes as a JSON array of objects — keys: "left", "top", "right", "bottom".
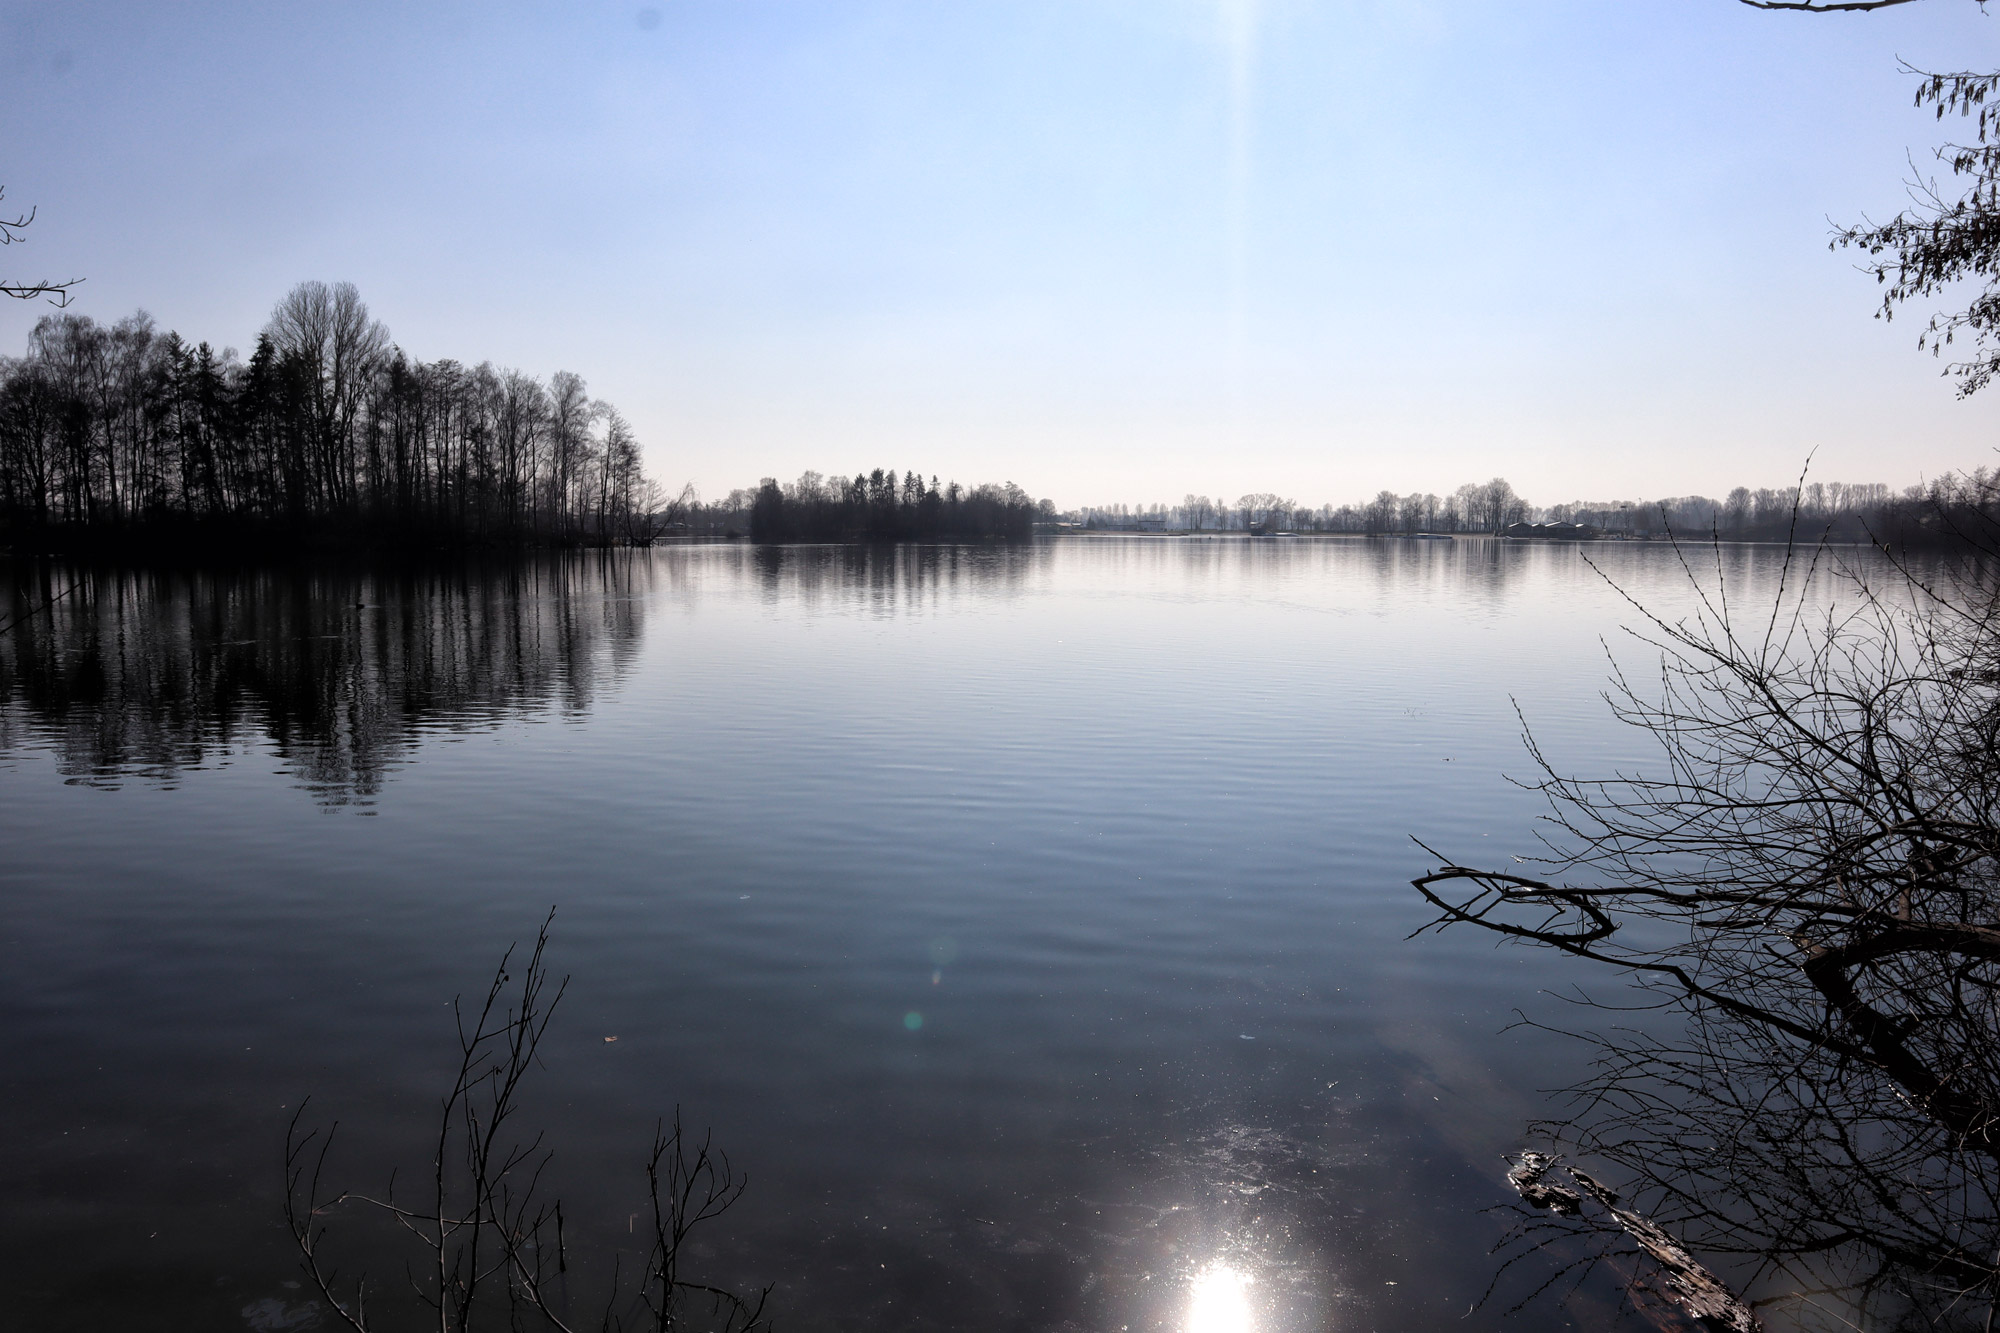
[
  {"left": 1073, "top": 472, "right": 2000, "bottom": 543},
  {"left": 745, "top": 469, "right": 1046, "bottom": 542},
  {"left": 1075, "top": 480, "right": 1544, "bottom": 535},
  {"left": 0, "top": 282, "right": 663, "bottom": 549}
]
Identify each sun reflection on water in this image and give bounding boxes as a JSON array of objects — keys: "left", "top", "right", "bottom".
[{"left": 1186, "top": 1264, "right": 1253, "bottom": 1333}]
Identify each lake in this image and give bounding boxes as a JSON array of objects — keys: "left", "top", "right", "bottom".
[{"left": 0, "top": 536, "right": 1830, "bottom": 1332}]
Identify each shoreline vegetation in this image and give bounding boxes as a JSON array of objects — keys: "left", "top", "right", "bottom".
[
  {"left": 0, "top": 283, "right": 672, "bottom": 555},
  {"left": 3, "top": 283, "right": 1995, "bottom": 560},
  {"left": 705, "top": 471, "right": 2000, "bottom": 553},
  {"left": 746, "top": 472, "right": 1042, "bottom": 542},
  {"left": 1065, "top": 475, "right": 2000, "bottom": 547},
  {"left": 0, "top": 282, "right": 1051, "bottom": 557}
]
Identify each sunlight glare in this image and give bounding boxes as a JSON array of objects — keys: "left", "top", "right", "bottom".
[{"left": 1186, "top": 1264, "right": 1253, "bottom": 1333}]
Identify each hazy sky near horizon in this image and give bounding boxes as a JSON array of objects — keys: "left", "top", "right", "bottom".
[{"left": 3, "top": 0, "right": 1997, "bottom": 509}]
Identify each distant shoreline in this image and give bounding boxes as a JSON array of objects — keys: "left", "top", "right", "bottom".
[
  {"left": 0, "top": 525, "right": 1923, "bottom": 570},
  {"left": 1045, "top": 528, "right": 1887, "bottom": 546}
]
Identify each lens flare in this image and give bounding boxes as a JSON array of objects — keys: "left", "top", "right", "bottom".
[{"left": 1186, "top": 1264, "right": 1252, "bottom": 1333}]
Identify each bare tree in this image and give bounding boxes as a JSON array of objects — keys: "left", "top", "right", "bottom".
[
  {"left": 1452, "top": 482, "right": 1483, "bottom": 533},
  {"left": 544, "top": 372, "right": 598, "bottom": 541},
  {"left": 265, "top": 282, "right": 390, "bottom": 509},
  {"left": 1412, "top": 521, "right": 2000, "bottom": 1328},
  {"left": 629, "top": 481, "right": 697, "bottom": 543},
  {"left": 1366, "top": 489, "right": 1398, "bottom": 533},
  {"left": 1397, "top": 491, "right": 1435, "bottom": 534},
  {"left": 592, "top": 403, "right": 642, "bottom": 543},
  {"left": 1237, "top": 492, "right": 1289, "bottom": 532},
  {"left": 1478, "top": 477, "right": 1525, "bottom": 532}
]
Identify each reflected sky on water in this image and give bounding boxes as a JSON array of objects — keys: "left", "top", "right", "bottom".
[{"left": 0, "top": 538, "right": 1861, "bottom": 1331}]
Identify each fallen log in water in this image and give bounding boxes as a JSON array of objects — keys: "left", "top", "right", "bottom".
[{"left": 1505, "top": 1152, "right": 1760, "bottom": 1333}]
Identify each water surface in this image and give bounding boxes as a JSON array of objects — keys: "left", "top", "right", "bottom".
[{"left": 0, "top": 537, "right": 1824, "bottom": 1331}]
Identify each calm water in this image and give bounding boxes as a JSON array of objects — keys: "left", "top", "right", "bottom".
[{"left": 0, "top": 538, "right": 1831, "bottom": 1332}]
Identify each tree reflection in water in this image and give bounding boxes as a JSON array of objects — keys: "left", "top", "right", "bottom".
[
  {"left": 1416, "top": 542, "right": 2000, "bottom": 1332},
  {"left": 0, "top": 554, "right": 651, "bottom": 802}
]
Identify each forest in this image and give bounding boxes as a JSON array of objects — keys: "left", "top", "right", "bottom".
[{"left": 0, "top": 283, "right": 660, "bottom": 550}]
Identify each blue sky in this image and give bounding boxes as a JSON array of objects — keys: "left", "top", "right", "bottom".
[{"left": 3, "top": 0, "right": 1996, "bottom": 508}]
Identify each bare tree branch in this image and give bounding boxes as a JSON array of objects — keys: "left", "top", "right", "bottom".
[
  {"left": 283, "top": 911, "right": 769, "bottom": 1333},
  {"left": 1740, "top": 0, "right": 1930, "bottom": 12},
  {"left": 0, "top": 187, "right": 81, "bottom": 307}
]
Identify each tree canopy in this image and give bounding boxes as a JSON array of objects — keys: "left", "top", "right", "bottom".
[
  {"left": 1735, "top": 0, "right": 2000, "bottom": 393},
  {"left": 0, "top": 282, "right": 660, "bottom": 547},
  {"left": 1837, "top": 67, "right": 2000, "bottom": 395}
]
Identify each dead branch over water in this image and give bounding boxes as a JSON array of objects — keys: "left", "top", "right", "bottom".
[{"left": 1505, "top": 1152, "right": 1761, "bottom": 1333}]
